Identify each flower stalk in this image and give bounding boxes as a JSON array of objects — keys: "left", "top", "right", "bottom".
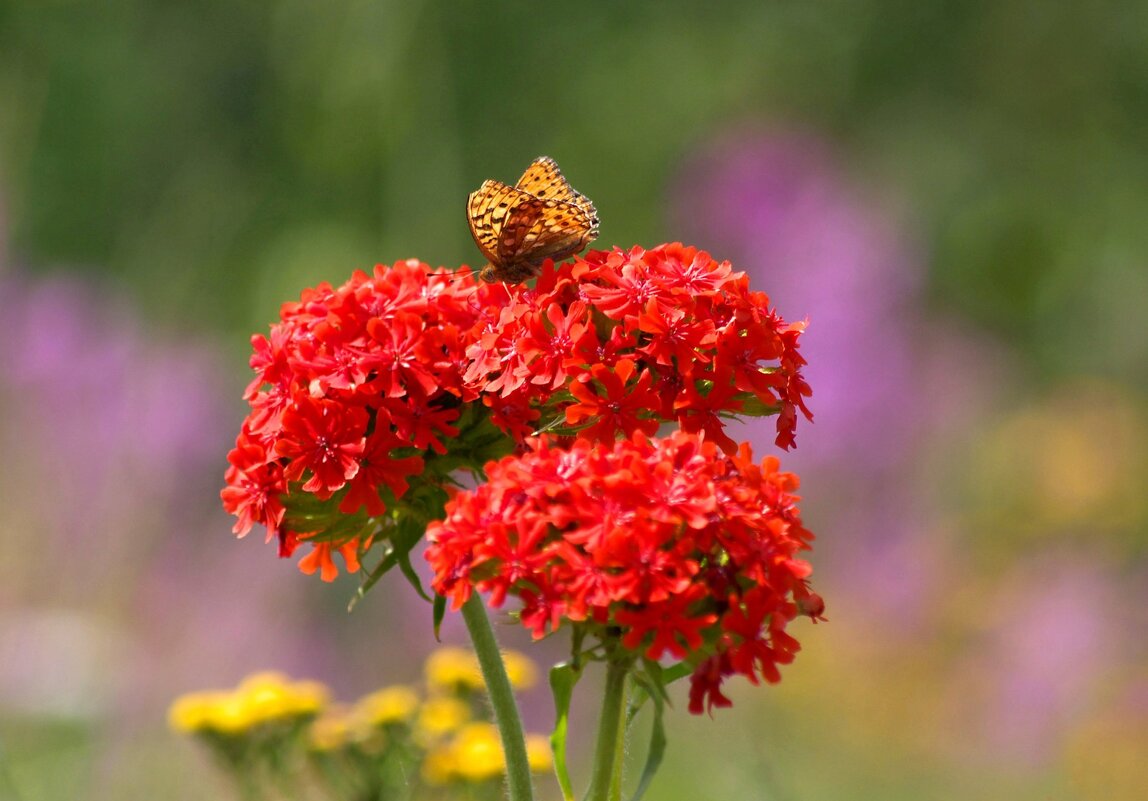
[
  {"left": 461, "top": 593, "right": 534, "bottom": 801},
  {"left": 586, "top": 657, "right": 631, "bottom": 801},
  {"left": 219, "top": 243, "right": 822, "bottom": 799}
]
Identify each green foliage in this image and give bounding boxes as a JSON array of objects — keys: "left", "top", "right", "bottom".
[
  {"left": 4, "top": 0, "right": 1144, "bottom": 385},
  {"left": 548, "top": 662, "right": 582, "bottom": 801}
]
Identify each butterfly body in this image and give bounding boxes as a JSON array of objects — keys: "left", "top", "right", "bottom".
[{"left": 467, "top": 156, "right": 599, "bottom": 284}]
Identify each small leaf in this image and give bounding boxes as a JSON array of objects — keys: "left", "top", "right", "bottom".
[
  {"left": 396, "top": 547, "right": 431, "bottom": 602},
  {"left": 432, "top": 593, "right": 447, "bottom": 641},
  {"left": 628, "top": 672, "right": 668, "bottom": 801},
  {"left": 549, "top": 662, "right": 582, "bottom": 801},
  {"left": 348, "top": 547, "right": 400, "bottom": 611},
  {"left": 661, "top": 662, "right": 693, "bottom": 685}
]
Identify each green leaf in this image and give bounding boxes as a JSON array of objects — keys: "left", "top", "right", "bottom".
[
  {"left": 627, "top": 671, "right": 668, "bottom": 801},
  {"left": 348, "top": 546, "right": 400, "bottom": 611},
  {"left": 348, "top": 510, "right": 433, "bottom": 610},
  {"left": 738, "top": 395, "right": 783, "bottom": 418},
  {"left": 661, "top": 661, "right": 694, "bottom": 685},
  {"left": 549, "top": 662, "right": 583, "bottom": 801},
  {"left": 396, "top": 546, "right": 431, "bottom": 602},
  {"left": 627, "top": 659, "right": 682, "bottom": 723},
  {"left": 432, "top": 593, "right": 447, "bottom": 641}
]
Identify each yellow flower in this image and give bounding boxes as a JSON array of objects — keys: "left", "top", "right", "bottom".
[
  {"left": 421, "top": 746, "right": 456, "bottom": 786},
  {"left": 287, "top": 679, "right": 331, "bottom": 714},
  {"left": 450, "top": 723, "right": 505, "bottom": 782},
  {"left": 424, "top": 646, "right": 539, "bottom": 693},
  {"left": 501, "top": 650, "right": 538, "bottom": 690},
  {"left": 424, "top": 647, "right": 483, "bottom": 692},
  {"left": 169, "top": 672, "right": 330, "bottom": 737},
  {"left": 525, "top": 734, "right": 553, "bottom": 773},
  {"left": 168, "top": 691, "right": 233, "bottom": 733},
  {"left": 416, "top": 696, "right": 472, "bottom": 741},
  {"left": 235, "top": 672, "right": 329, "bottom": 725},
  {"left": 354, "top": 685, "right": 419, "bottom": 727},
  {"left": 309, "top": 707, "right": 353, "bottom": 752},
  {"left": 207, "top": 694, "right": 252, "bottom": 734}
]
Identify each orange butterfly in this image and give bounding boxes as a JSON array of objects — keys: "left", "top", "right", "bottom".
[{"left": 467, "top": 156, "right": 599, "bottom": 284}]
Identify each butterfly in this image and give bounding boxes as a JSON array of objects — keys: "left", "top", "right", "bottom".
[{"left": 467, "top": 156, "right": 599, "bottom": 284}]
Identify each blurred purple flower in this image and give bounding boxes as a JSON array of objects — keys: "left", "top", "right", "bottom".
[
  {"left": 670, "top": 128, "right": 963, "bottom": 623},
  {"left": 672, "top": 127, "right": 1134, "bottom": 781},
  {"left": 673, "top": 129, "right": 923, "bottom": 470},
  {"left": 955, "top": 555, "right": 1121, "bottom": 768},
  {"left": 0, "top": 275, "right": 230, "bottom": 590},
  {"left": 0, "top": 269, "right": 428, "bottom": 733}
]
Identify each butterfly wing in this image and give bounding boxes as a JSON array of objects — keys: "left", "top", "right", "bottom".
[
  {"left": 467, "top": 179, "right": 531, "bottom": 265},
  {"left": 508, "top": 198, "right": 598, "bottom": 266},
  {"left": 515, "top": 156, "right": 599, "bottom": 223},
  {"left": 468, "top": 158, "right": 600, "bottom": 283}
]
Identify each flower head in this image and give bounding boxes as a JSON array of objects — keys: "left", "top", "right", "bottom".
[
  {"left": 224, "top": 246, "right": 812, "bottom": 584},
  {"left": 425, "top": 430, "right": 821, "bottom": 713},
  {"left": 167, "top": 672, "right": 329, "bottom": 736},
  {"left": 464, "top": 243, "right": 812, "bottom": 451},
  {"left": 222, "top": 261, "right": 496, "bottom": 577}
]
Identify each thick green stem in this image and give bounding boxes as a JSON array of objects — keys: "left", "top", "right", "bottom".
[
  {"left": 460, "top": 593, "right": 534, "bottom": 801},
  {"left": 586, "top": 658, "right": 631, "bottom": 801},
  {"left": 609, "top": 672, "right": 630, "bottom": 801}
]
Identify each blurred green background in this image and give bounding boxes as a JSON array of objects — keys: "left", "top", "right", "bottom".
[{"left": 2, "top": 1, "right": 1147, "bottom": 799}]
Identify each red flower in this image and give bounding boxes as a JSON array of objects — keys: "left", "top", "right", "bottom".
[
  {"left": 338, "top": 429, "right": 424, "bottom": 516},
  {"left": 379, "top": 396, "right": 460, "bottom": 455},
  {"left": 688, "top": 653, "right": 735, "bottom": 715},
  {"left": 462, "top": 243, "right": 812, "bottom": 451},
  {"left": 221, "top": 428, "right": 286, "bottom": 538},
  {"left": 275, "top": 397, "right": 368, "bottom": 496},
  {"left": 425, "top": 430, "right": 819, "bottom": 713},
  {"left": 674, "top": 367, "right": 745, "bottom": 454},
  {"left": 222, "top": 261, "right": 488, "bottom": 579},
  {"left": 515, "top": 301, "right": 594, "bottom": 390},
  {"left": 298, "top": 540, "right": 363, "bottom": 583},
  {"left": 615, "top": 587, "right": 714, "bottom": 660},
  {"left": 564, "top": 360, "right": 661, "bottom": 441},
  {"left": 225, "top": 245, "right": 814, "bottom": 586}
]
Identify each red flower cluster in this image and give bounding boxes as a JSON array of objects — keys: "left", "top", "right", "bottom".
[
  {"left": 222, "top": 244, "right": 814, "bottom": 591},
  {"left": 222, "top": 261, "right": 488, "bottom": 580},
  {"left": 466, "top": 243, "right": 812, "bottom": 450},
  {"left": 424, "top": 431, "right": 821, "bottom": 714}
]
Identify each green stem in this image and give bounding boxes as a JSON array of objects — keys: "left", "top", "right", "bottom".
[
  {"left": 609, "top": 673, "right": 630, "bottom": 801},
  {"left": 586, "top": 658, "right": 631, "bottom": 801},
  {"left": 460, "top": 593, "right": 534, "bottom": 801},
  {"left": 232, "top": 767, "right": 265, "bottom": 801}
]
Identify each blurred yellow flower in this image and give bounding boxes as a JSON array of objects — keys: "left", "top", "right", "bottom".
[
  {"left": 237, "top": 672, "right": 329, "bottom": 723},
  {"left": 168, "top": 691, "right": 238, "bottom": 734},
  {"left": 168, "top": 672, "right": 329, "bottom": 737},
  {"left": 424, "top": 646, "right": 484, "bottom": 691},
  {"left": 416, "top": 696, "right": 472, "bottom": 740},
  {"left": 525, "top": 733, "right": 553, "bottom": 773},
  {"left": 308, "top": 707, "right": 354, "bottom": 752},
  {"left": 966, "top": 380, "right": 1148, "bottom": 550},
  {"left": 421, "top": 746, "right": 456, "bottom": 786},
  {"left": 419, "top": 723, "right": 551, "bottom": 785},
  {"left": 354, "top": 684, "right": 420, "bottom": 727},
  {"left": 451, "top": 723, "right": 505, "bottom": 782},
  {"left": 423, "top": 645, "right": 539, "bottom": 693},
  {"left": 502, "top": 650, "right": 538, "bottom": 690}
]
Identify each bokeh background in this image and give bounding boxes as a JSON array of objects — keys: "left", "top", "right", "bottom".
[{"left": 3, "top": 2, "right": 1147, "bottom": 799}]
